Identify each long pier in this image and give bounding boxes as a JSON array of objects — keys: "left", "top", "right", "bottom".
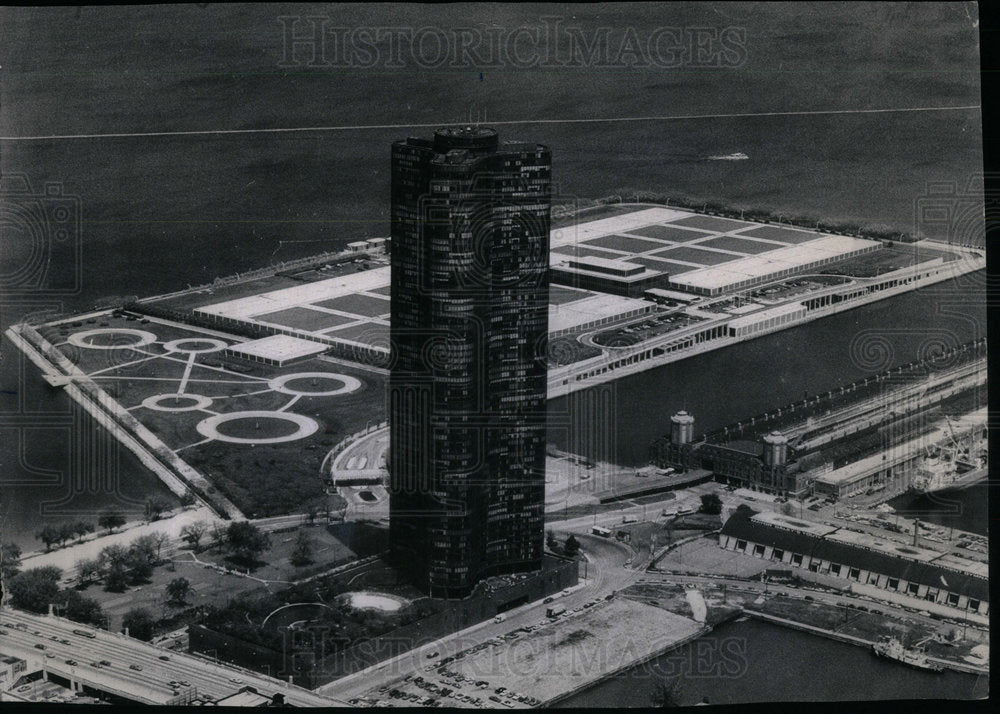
[
  {"left": 698, "top": 339, "right": 986, "bottom": 446},
  {"left": 548, "top": 248, "right": 985, "bottom": 398}
]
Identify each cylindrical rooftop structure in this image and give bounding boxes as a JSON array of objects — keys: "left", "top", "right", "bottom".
[
  {"left": 433, "top": 126, "right": 499, "bottom": 153},
  {"left": 670, "top": 410, "right": 695, "bottom": 445},
  {"left": 762, "top": 430, "right": 789, "bottom": 467}
]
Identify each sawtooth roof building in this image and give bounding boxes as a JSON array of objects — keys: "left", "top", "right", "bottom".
[{"left": 720, "top": 508, "right": 989, "bottom": 618}]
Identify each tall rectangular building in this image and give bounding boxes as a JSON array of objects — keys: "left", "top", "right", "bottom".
[{"left": 389, "top": 127, "right": 551, "bottom": 598}]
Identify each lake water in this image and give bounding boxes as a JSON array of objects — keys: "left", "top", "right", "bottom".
[
  {"left": 555, "top": 618, "right": 988, "bottom": 707},
  {"left": 548, "top": 271, "right": 987, "bottom": 468}
]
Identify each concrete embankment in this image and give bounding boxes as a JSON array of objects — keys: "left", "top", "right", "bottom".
[
  {"left": 744, "top": 609, "right": 989, "bottom": 676},
  {"left": 5, "top": 323, "right": 242, "bottom": 519}
]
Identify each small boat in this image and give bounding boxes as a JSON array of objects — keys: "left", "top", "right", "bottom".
[{"left": 872, "top": 637, "right": 944, "bottom": 673}]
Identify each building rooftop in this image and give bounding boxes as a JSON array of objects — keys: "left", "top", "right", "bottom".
[
  {"left": 728, "top": 302, "right": 805, "bottom": 329},
  {"left": 826, "top": 529, "right": 942, "bottom": 562},
  {"left": 933, "top": 553, "right": 989, "bottom": 579},
  {"left": 751, "top": 510, "right": 839, "bottom": 537},
  {"left": 644, "top": 288, "right": 701, "bottom": 303},
  {"left": 813, "top": 449, "right": 894, "bottom": 485},
  {"left": 225, "top": 335, "right": 328, "bottom": 362},
  {"left": 195, "top": 267, "right": 391, "bottom": 321},
  {"left": 567, "top": 256, "right": 646, "bottom": 276},
  {"left": 670, "top": 235, "right": 881, "bottom": 291},
  {"left": 721, "top": 511, "right": 989, "bottom": 600},
  {"left": 550, "top": 207, "right": 693, "bottom": 250},
  {"left": 552, "top": 260, "right": 662, "bottom": 283},
  {"left": 548, "top": 293, "right": 653, "bottom": 333}
]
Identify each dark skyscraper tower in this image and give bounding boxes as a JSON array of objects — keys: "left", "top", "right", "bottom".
[{"left": 389, "top": 127, "right": 551, "bottom": 598}]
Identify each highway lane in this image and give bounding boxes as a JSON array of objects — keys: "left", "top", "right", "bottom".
[{"left": 0, "top": 608, "right": 341, "bottom": 706}]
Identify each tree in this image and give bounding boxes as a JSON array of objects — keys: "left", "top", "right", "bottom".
[
  {"left": 564, "top": 534, "right": 581, "bottom": 557},
  {"left": 104, "top": 563, "right": 129, "bottom": 592},
  {"left": 180, "top": 521, "right": 209, "bottom": 550},
  {"left": 8, "top": 566, "right": 63, "bottom": 613},
  {"left": 166, "top": 577, "right": 191, "bottom": 606},
  {"left": 149, "top": 531, "right": 169, "bottom": 561},
  {"left": 1, "top": 541, "right": 22, "bottom": 579},
  {"left": 650, "top": 679, "right": 683, "bottom": 708},
  {"left": 36, "top": 525, "right": 61, "bottom": 552},
  {"left": 144, "top": 498, "right": 167, "bottom": 522},
  {"left": 98, "top": 510, "right": 126, "bottom": 534},
  {"left": 72, "top": 521, "right": 95, "bottom": 542},
  {"left": 59, "top": 590, "right": 105, "bottom": 627},
  {"left": 98, "top": 543, "right": 129, "bottom": 569},
  {"left": 699, "top": 493, "right": 723, "bottom": 515},
  {"left": 98, "top": 544, "right": 130, "bottom": 592},
  {"left": 179, "top": 490, "right": 197, "bottom": 507},
  {"left": 127, "top": 535, "right": 158, "bottom": 583},
  {"left": 290, "top": 531, "right": 313, "bottom": 567},
  {"left": 122, "top": 608, "right": 156, "bottom": 641},
  {"left": 75, "top": 557, "right": 103, "bottom": 586},
  {"left": 225, "top": 521, "right": 270, "bottom": 565},
  {"left": 57, "top": 523, "right": 76, "bottom": 547},
  {"left": 210, "top": 521, "right": 228, "bottom": 552},
  {"left": 546, "top": 529, "right": 558, "bottom": 550}
]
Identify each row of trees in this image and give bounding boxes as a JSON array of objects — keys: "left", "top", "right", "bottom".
[
  {"left": 178, "top": 519, "right": 272, "bottom": 567},
  {"left": 76, "top": 532, "right": 169, "bottom": 592},
  {"left": 5, "top": 564, "right": 190, "bottom": 642},
  {"left": 33, "top": 498, "right": 183, "bottom": 554},
  {"left": 35, "top": 521, "right": 95, "bottom": 551},
  {"left": 6, "top": 566, "right": 106, "bottom": 628}
]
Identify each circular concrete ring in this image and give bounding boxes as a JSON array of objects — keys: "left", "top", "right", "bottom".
[
  {"left": 162, "top": 338, "right": 228, "bottom": 354},
  {"left": 68, "top": 328, "right": 157, "bottom": 350},
  {"left": 142, "top": 393, "right": 214, "bottom": 412},
  {"left": 268, "top": 372, "right": 362, "bottom": 397},
  {"left": 196, "top": 410, "right": 319, "bottom": 444}
]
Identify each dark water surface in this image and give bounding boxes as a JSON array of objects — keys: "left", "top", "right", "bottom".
[{"left": 554, "top": 618, "right": 987, "bottom": 707}]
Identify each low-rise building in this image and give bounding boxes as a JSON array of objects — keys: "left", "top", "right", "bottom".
[
  {"left": 551, "top": 255, "right": 669, "bottom": 297},
  {"left": 719, "top": 509, "right": 989, "bottom": 617},
  {"left": 0, "top": 655, "right": 27, "bottom": 689},
  {"left": 650, "top": 412, "right": 810, "bottom": 497}
]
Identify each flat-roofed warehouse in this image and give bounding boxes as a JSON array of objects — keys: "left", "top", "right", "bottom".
[
  {"left": 550, "top": 255, "right": 669, "bottom": 297},
  {"left": 224, "top": 334, "right": 328, "bottom": 366},
  {"left": 548, "top": 293, "right": 656, "bottom": 337},
  {"left": 668, "top": 235, "right": 882, "bottom": 296}
]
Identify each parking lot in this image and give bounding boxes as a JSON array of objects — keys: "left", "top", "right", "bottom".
[{"left": 349, "top": 596, "right": 703, "bottom": 708}]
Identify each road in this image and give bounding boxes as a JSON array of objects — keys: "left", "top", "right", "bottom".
[{"left": 0, "top": 607, "right": 341, "bottom": 706}]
